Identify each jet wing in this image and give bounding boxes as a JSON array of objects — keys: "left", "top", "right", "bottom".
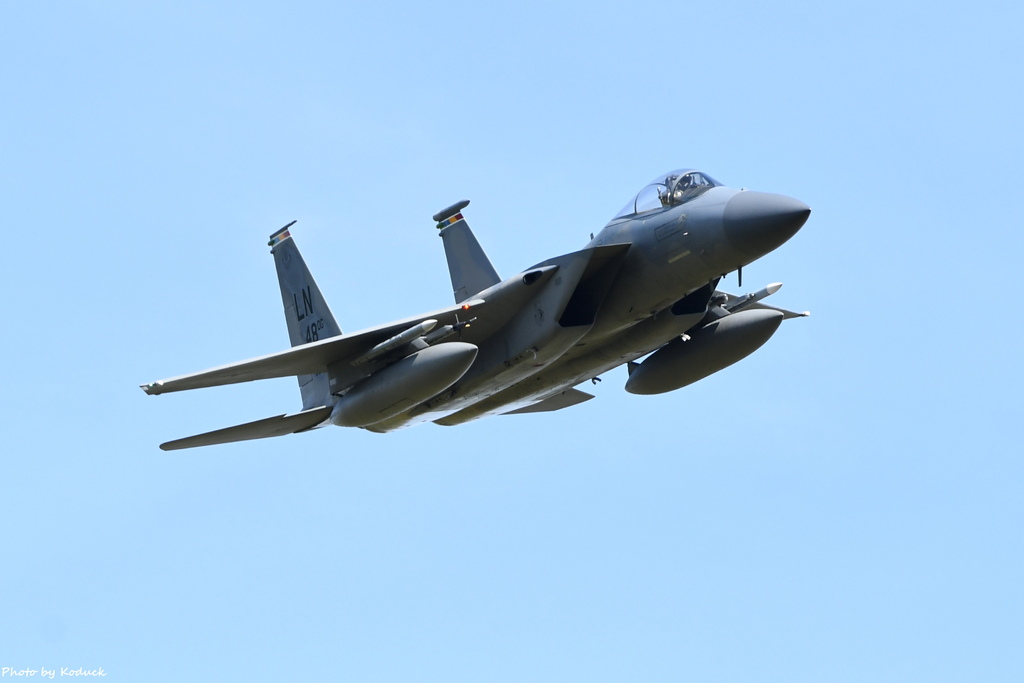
[
  {"left": 142, "top": 244, "right": 632, "bottom": 400},
  {"left": 142, "top": 299, "right": 487, "bottom": 396}
]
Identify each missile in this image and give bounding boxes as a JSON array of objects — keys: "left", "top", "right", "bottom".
[
  {"left": 724, "top": 282, "right": 782, "bottom": 313},
  {"left": 351, "top": 319, "right": 438, "bottom": 366},
  {"left": 422, "top": 324, "right": 457, "bottom": 346}
]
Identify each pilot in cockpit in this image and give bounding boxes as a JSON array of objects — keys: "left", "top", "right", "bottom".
[
  {"left": 673, "top": 173, "right": 695, "bottom": 199},
  {"left": 660, "top": 173, "right": 694, "bottom": 207},
  {"left": 612, "top": 169, "right": 722, "bottom": 222}
]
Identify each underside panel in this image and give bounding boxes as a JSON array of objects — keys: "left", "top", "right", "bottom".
[{"left": 499, "top": 388, "right": 595, "bottom": 415}]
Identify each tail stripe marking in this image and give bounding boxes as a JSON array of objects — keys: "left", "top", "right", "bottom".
[{"left": 436, "top": 213, "right": 464, "bottom": 230}]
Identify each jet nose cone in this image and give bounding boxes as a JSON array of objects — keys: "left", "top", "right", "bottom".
[{"left": 723, "top": 191, "right": 811, "bottom": 257}]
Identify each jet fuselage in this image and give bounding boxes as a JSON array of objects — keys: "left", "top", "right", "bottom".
[{"left": 366, "top": 183, "right": 810, "bottom": 431}]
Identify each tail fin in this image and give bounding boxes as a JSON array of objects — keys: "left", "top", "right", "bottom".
[
  {"left": 269, "top": 222, "right": 342, "bottom": 410},
  {"left": 434, "top": 200, "right": 501, "bottom": 303}
]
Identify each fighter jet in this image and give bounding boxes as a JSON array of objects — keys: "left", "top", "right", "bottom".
[{"left": 142, "top": 169, "right": 810, "bottom": 449}]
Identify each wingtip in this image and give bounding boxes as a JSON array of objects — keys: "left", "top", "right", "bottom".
[{"left": 141, "top": 381, "right": 163, "bottom": 395}]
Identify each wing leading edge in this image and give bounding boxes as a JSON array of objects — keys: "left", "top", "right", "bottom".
[{"left": 140, "top": 299, "right": 487, "bottom": 396}]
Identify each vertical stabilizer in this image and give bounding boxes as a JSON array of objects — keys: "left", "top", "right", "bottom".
[
  {"left": 269, "top": 223, "right": 342, "bottom": 410},
  {"left": 434, "top": 201, "right": 501, "bottom": 303}
]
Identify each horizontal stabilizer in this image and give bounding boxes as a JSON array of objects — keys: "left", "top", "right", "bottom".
[
  {"left": 503, "top": 388, "right": 594, "bottom": 415},
  {"left": 160, "top": 406, "right": 332, "bottom": 451}
]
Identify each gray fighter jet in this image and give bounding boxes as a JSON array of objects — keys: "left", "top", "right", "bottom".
[{"left": 142, "top": 169, "right": 810, "bottom": 449}]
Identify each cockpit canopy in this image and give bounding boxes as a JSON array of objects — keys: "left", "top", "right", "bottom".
[{"left": 611, "top": 169, "right": 722, "bottom": 221}]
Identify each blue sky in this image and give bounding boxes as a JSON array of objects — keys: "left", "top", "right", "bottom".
[{"left": 2, "top": 1, "right": 1021, "bottom": 680}]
